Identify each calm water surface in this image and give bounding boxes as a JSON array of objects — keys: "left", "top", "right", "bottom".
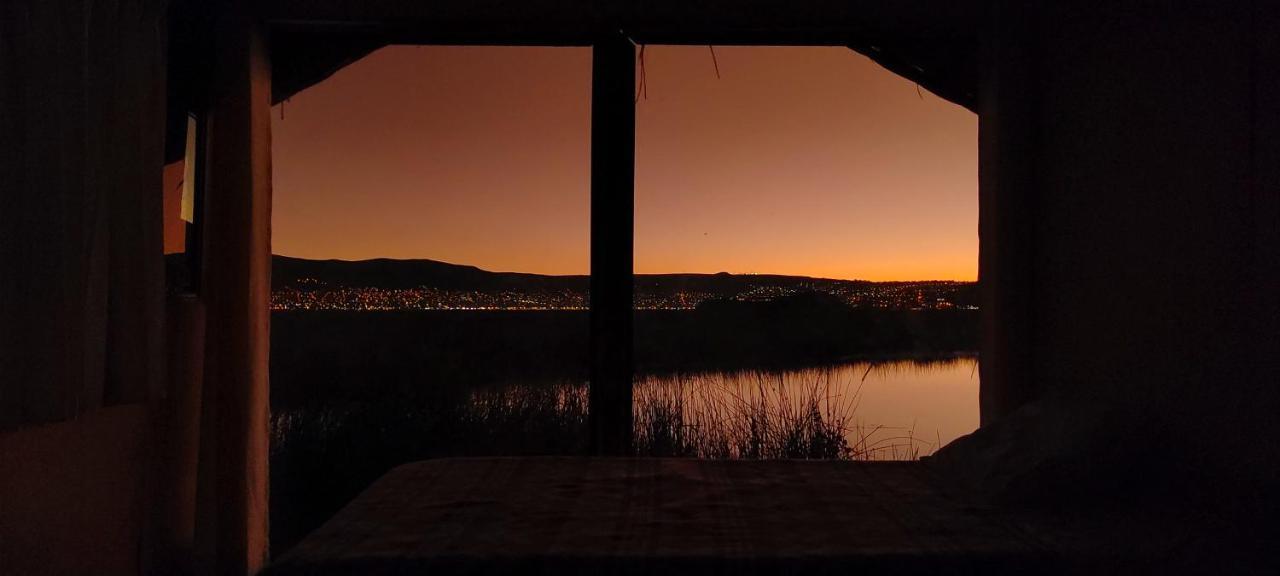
[{"left": 631, "top": 357, "right": 979, "bottom": 457}]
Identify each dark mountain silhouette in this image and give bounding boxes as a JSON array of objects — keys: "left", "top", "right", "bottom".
[
  {"left": 273, "top": 255, "right": 908, "bottom": 294},
  {"left": 272, "top": 255, "right": 582, "bottom": 291}
]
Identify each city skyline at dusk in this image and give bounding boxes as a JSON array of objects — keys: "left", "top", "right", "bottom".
[{"left": 271, "top": 45, "right": 978, "bottom": 281}]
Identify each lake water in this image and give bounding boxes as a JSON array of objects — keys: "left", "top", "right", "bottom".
[{"left": 630, "top": 356, "right": 980, "bottom": 459}]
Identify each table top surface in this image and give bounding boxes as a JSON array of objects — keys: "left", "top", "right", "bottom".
[{"left": 267, "top": 457, "right": 1056, "bottom": 575}]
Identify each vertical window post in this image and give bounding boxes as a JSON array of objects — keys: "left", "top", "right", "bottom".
[{"left": 588, "top": 30, "right": 636, "bottom": 455}]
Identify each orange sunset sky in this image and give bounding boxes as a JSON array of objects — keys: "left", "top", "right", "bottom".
[{"left": 271, "top": 45, "right": 978, "bottom": 281}]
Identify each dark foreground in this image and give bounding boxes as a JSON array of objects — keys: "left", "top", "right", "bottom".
[
  {"left": 267, "top": 458, "right": 1272, "bottom": 575},
  {"left": 266, "top": 458, "right": 1055, "bottom": 576}
]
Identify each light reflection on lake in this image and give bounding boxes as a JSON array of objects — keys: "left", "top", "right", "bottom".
[{"left": 632, "top": 356, "right": 979, "bottom": 458}]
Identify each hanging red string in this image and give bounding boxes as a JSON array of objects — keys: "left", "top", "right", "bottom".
[{"left": 636, "top": 44, "right": 648, "bottom": 102}]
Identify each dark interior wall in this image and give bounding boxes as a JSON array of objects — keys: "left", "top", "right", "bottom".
[
  {"left": 0, "top": 0, "right": 169, "bottom": 574},
  {"left": 0, "top": 0, "right": 168, "bottom": 427},
  {"left": 0, "top": 406, "right": 149, "bottom": 575},
  {"left": 1, "top": 0, "right": 109, "bottom": 428},
  {"left": 1254, "top": 0, "right": 1280, "bottom": 487},
  {"left": 943, "top": 0, "right": 1279, "bottom": 511},
  {"left": 1033, "top": 0, "right": 1277, "bottom": 495}
]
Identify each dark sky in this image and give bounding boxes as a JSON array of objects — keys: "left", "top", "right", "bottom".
[{"left": 271, "top": 45, "right": 977, "bottom": 280}]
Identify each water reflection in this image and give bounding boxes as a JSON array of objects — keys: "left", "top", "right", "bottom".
[
  {"left": 632, "top": 356, "right": 979, "bottom": 459},
  {"left": 447, "top": 356, "right": 980, "bottom": 460},
  {"left": 273, "top": 356, "right": 979, "bottom": 464}
]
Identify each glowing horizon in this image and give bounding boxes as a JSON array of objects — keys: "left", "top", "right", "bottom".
[
  {"left": 269, "top": 250, "right": 975, "bottom": 283},
  {"left": 271, "top": 46, "right": 978, "bottom": 282}
]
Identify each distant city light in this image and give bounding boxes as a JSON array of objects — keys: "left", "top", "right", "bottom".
[{"left": 271, "top": 281, "right": 975, "bottom": 312}]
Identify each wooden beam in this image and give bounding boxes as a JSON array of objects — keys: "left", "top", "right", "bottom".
[
  {"left": 978, "top": 0, "right": 1038, "bottom": 425},
  {"left": 198, "top": 5, "right": 272, "bottom": 573},
  {"left": 264, "top": 0, "right": 981, "bottom": 111},
  {"left": 263, "top": 0, "right": 977, "bottom": 46},
  {"left": 588, "top": 31, "right": 635, "bottom": 456}
]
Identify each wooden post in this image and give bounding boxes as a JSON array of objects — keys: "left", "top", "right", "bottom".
[
  {"left": 588, "top": 31, "right": 635, "bottom": 456},
  {"left": 978, "top": 0, "right": 1038, "bottom": 425},
  {"left": 198, "top": 7, "right": 272, "bottom": 574}
]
